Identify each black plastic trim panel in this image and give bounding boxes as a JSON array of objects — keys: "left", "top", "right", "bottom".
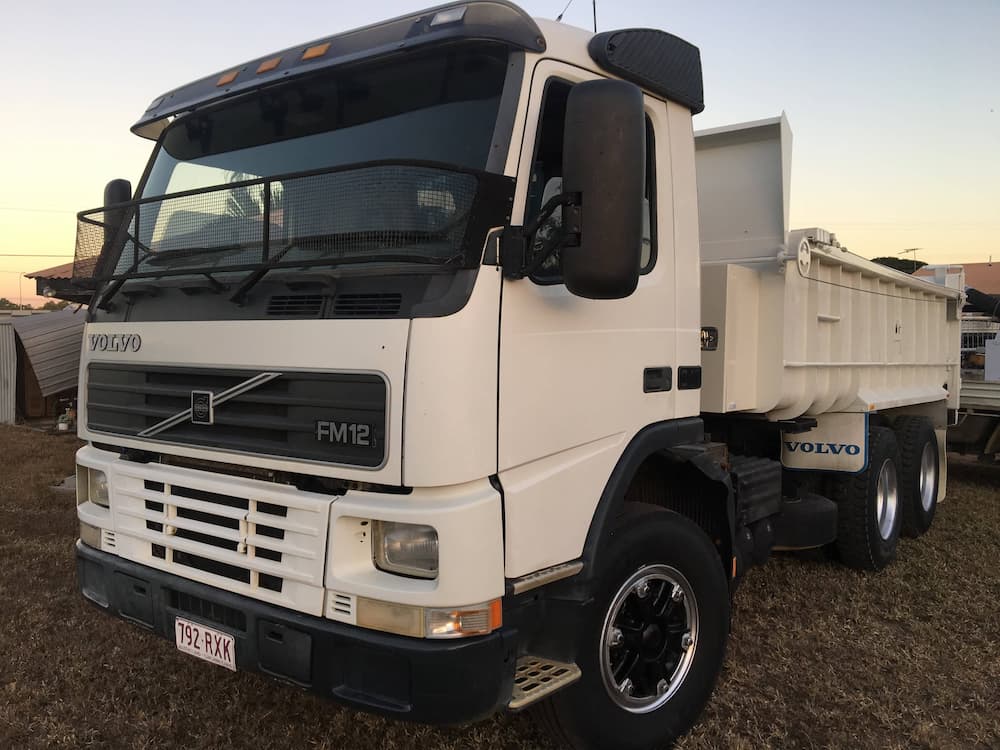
[
  {"left": 643, "top": 367, "right": 672, "bottom": 393},
  {"left": 678, "top": 366, "right": 702, "bottom": 390},
  {"left": 580, "top": 417, "right": 705, "bottom": 579},
  {"left": 588, "top": 29, "right": 704, "bottom": 114}
]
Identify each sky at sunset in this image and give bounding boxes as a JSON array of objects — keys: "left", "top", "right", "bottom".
[{"left": 1, "top": 0, "right": 997, "bottom": 306}]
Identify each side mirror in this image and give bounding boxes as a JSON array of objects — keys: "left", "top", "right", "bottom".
[
  {"left": 561, "top": 79, "right": 645, "bottom": 299},
  {"left": 102, "top": 178, "right": 132, "bottom": 247},
  {"left": 96, "top": 179, "right": 132, "bottom": 279}
]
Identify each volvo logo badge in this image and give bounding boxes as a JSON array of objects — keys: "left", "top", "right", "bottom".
[
  {"left": 138, "top": 372, "right": 281, "bottom": 438},
  {"left": 191, "top": 391, "right": 214, "bottom": 425}
]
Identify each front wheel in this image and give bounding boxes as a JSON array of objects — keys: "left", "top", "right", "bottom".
[{"left": 534, "top": 505, "right": 730, "bottom": 750}]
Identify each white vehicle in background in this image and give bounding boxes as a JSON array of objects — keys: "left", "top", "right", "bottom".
[
  {"left": 918, "top": 265, "right": 1000, "bottom": 461},
  {"left": 72, "top": 3, "right": 961, "bottom": 748}
]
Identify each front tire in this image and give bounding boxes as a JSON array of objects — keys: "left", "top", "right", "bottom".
[{"left": 535, "top": 505, "right": 729, "bottom": 750}]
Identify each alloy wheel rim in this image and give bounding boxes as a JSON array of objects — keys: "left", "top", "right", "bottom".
[
  {"left": 918, "top": 442, "right": 937, "bottom": 512},
  {"left": 875, "top": 459, "right": 899, "bottom": 540},
  {"left": 599, "top": 564, "right": 699, "bottom": 713}
]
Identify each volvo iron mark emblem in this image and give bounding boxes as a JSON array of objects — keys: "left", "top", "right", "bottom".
[
  {"left": 191, "top": 391, "right": 214, "bottom": 425},
  {"left": 137, "top": 372, "right": 281, "bottom": 438}
]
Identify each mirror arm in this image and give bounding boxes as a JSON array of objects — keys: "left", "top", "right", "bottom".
[{"left": 500, "top": 191, "right": 580, "bottom": 280}]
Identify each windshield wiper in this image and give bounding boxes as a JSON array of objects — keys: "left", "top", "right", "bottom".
[
  {"left": 97, "top": 243, "right": 253, "bottom": 310},
  {"left": 229, "top": 246, "right": 465, "bottom": 306},
  {"left": 229, "top": 242, "right": 298, "bottom": 305}
]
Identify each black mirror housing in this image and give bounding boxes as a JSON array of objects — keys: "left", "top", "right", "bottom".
[
  {"left": 95, "top": 179, "right": 133, "bottom": 280},
  {"left": 561, "top": 79, "right": 645, "bottom": 300},
  {"left": 102, "top": 178, "right": 132, "bottom": 247}
]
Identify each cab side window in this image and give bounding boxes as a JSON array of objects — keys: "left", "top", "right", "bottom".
[{"left": 525, "top": 79, "right": 656, "bottom": 283}]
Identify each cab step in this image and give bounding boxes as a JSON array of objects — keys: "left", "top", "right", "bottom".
[{"left": 508, "top": 656, "right": 582, "bottom": 711}]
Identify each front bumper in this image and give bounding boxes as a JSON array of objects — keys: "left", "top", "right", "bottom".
[{"left": 76, "top": 541, "right": 519, "bottom": 724}]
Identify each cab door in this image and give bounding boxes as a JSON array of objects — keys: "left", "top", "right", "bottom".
[{"left": 498, "top": 61, "right": 680, "bottom": 578}]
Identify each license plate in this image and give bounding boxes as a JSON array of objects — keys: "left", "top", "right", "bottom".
[{"left": 174, "top": 617, "right": 237, "bottom": 671}]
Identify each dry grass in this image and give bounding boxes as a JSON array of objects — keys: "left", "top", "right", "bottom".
[{"left": 0, "top": 424, "right": 997, "bottom": 749}]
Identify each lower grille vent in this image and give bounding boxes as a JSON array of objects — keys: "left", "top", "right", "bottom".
[
  {"left": 333, "top": 292, "right": 402, "bottom": 317},
  {"left": 168, "top": 589, "right": 247, "bottom": 631}
]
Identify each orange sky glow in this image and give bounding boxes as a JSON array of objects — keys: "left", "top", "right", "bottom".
[{"left": 2, "top": 0, "right": 997, "bottom": 306}]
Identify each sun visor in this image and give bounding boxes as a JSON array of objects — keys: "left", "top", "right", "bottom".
[{"left": 132, "top": 1, "right": 545, "bottom": 139}]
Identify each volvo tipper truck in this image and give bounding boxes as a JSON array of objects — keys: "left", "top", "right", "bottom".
[{"left": 72, "top": 3, "right": 962, "bottom": 748}]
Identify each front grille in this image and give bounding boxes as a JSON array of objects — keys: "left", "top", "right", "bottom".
[
  {"left": 87, "top": 365, "right": 387, "bottom": 467},
  {"left": 111, "top": 460, "right": 331, "bottom": 615}
]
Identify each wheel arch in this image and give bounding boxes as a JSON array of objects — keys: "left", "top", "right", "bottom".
[{"left": 580, "top": 419, "right": 735, "bottom": 585}]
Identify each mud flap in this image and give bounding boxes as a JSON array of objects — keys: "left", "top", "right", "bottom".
[{"left": 781, "top": 412, "right": 868, "bottom": 474}]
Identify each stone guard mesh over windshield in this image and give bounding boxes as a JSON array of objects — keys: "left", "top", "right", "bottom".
[{"left": 74, "top": 162, "right": 511, "bottom": 281}]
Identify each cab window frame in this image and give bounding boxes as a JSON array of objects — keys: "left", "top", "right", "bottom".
[{"left": 523, "top": 76, "right": 658, "bottom": 286}]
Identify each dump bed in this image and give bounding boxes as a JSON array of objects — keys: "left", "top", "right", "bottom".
[{"left": 696, "top": 116, "right": 962, "bottom": 420}]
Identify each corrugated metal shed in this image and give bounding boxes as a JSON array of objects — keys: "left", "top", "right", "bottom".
[
  {"left": 11, "top": 310, "right": 85, "bottom": 397},
  {"left": 0, "top": 320, "right": 15, "bottom": 424}
]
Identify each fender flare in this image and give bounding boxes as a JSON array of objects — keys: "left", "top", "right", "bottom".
[{"left": 579, "top": 418, "right": 735, "bottom": 583}]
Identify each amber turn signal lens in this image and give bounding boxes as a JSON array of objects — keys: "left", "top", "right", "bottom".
[
  {"left": 256, "top": 56, "right": 281, "bottom": 74},
  {"left": 301, "top": 42, "right": 330, "bottom": 61}
]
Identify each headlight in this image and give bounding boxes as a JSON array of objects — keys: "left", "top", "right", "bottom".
[
  {"left": 77, "top": 466, "right": 109, "bottom": 508},
  {"left": 372, "top": 521, "right": 438, "bottom": 579}
]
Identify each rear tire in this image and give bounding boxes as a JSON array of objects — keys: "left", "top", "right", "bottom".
[
  {"left": 829, "top": 426, "right": 902, "bottom": 571},
  {"left": 533, "top": 504, "right": 729, "bottom": 750},
  {"left": 894, "top": 416, "right": 939, "bottom": 537}
]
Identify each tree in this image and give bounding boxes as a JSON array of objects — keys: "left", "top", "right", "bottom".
[
  {"left": 0, "top": 298, "right": 25, "bottom": 310},
  {"left": 871, "top": 257, "right": 927, "bottom": 274},
  {"left": 40, "top": 300, "right": 71, "bottom": 311}
]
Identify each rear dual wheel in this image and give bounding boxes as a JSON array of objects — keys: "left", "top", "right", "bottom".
[
  {"left": 830, "top": 419, "right": 940, "bottom": 570},
  {"left": 830, "top": 426, "right": 903, "bottom": 571},
  {"left": 894, "top": 416, "right": 939, "bottom": 537}
]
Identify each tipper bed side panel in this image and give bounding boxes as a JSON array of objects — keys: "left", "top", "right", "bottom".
[{"left": 700, "top": 253, "right": 961, "bottom": 419}]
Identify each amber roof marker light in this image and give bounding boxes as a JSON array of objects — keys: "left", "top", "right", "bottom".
[
  {"left": 301, "top": 42, "right": 331, "bottom": 61},
  {"left": 216, "top": 70, "right": 239, "bottom": 87},
  {"left": 256, "top": 56, "right": 282, "bottom": 74}
]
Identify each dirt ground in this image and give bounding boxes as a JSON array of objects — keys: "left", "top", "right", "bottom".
[{"left": 0, "top": 425, "right": 997, "bottom": 749}]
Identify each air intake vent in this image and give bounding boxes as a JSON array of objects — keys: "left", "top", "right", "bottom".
[
  {"left": 326, "top": 591, "right": 357, "bottom": 625},
  {"left": 333, "top": 293, "right": 402, "bottom": 317},
  {"left": 266, "top": 294, "right": 325, "bottom": 317}
]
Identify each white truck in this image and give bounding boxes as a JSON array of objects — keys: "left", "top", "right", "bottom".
[
  {"left": 72, "top": 3, "right": 962, "bottom": 748},
  {"left": 918, "top": 265, "right": 1000, "bottom": 461}
]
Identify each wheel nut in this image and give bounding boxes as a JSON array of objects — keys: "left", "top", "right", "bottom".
[
  {"left": 636, "top": 580, "right": 650, "bottom": 598},
  {"left": 619, "top": 678, "right": 634, "bottom": 696},
  {"left": 671, "top": 585, "right": 684, "bottom": 602},
  {"left": 681, "top": 632, "right": 694, "bottom": 650},
  {"left": 656, "top": 679, "right": 669, "bottom": 695},
  {"left": 609, "top": 627, "right": 624, "bottom": 647}
]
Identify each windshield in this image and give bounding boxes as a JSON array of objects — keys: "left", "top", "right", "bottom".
[{"left": 105, "top": 43, "right": 511, "bottom": 278}]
